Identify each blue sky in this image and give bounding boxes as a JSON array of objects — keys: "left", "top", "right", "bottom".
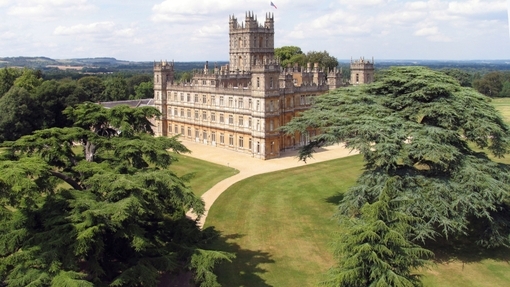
[{"left": 0, "top": 0, "right": 508, "bottom": 61}]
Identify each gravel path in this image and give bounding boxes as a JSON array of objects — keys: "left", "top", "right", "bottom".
[{"left": 183, "top": 142, "right": 358, "bottom": 227}]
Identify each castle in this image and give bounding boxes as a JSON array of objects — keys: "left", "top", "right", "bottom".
[{"left": 153, "top": 12, "right": 374, "bottom": 159}]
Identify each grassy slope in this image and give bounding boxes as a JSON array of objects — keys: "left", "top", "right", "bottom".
[{"left": 204, "top": 99, "right": 510, "bottom": 287}]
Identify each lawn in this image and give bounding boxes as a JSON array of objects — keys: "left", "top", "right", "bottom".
[
  {"left": 491, "top": 97, "right": 510, "bottom": 125},
  {"left": 205, "top": 153, "right": 510, "bottom": 287},
  {"left": 205, "top": 155, "right": 364, "bottom": 287},
  {"left": 170, "top": 153, "right": 238, "bottom": 196}
]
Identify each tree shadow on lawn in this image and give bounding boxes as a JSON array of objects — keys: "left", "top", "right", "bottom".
[
  {"left": 324, "top": 192, "right": 344, "bottom": 206},
  {"left": 424, "top": 236, "right": 510, "bottom": 265},
  {"left": 209, "top": 232, "right": 275, "bottom": 287}
]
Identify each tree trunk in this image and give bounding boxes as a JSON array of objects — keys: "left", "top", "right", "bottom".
[{"left": 84, "top": 141, "right": 96, "bottom": 162}]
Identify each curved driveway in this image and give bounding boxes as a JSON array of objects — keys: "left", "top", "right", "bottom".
[{"left": 183, "top": 141, "right": 357, "bottom": 227}]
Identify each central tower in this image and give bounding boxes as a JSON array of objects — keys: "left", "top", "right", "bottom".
[{"left": 228, "top": 12, "right": 275, "bottom": 72}]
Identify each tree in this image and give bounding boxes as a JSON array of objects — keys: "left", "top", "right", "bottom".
[
  {"left": 283, "top": 66, "right": 510, "bottom": 249},
  {"left": 275, "top": 46, "right": 339, "bottom": 70},
  {"left": 0, "top": 68, "right": 22, "bottom": 98},
  {"left": 0, "top": 103, "right": 233, "bottom": 286},
  {"left": 132, "top": 81, "right": 154, "bottom": 99},
  {"left": 77, "top": 76, "right": 105, "bottom": 102},
  {"left": 101, "top": 76, "right": 129, "bottom": 101},
  {"left": 275, "top": 46, "right": 305, "bottom": 67},
  {"left": 321, "top": 178, "right": 433, "bottom": 287},
  {"left": 127, "top": 74, "right": 152, "bottom": 97},
  {"left": 306, "top": 51, "right": 338, "bottom": 71},
  {"left": 441, "top": 68, "right": 473, "bottom": 87},
  {"left": 13, "top": 68, "right": 42, "bottom": 93},
  {"left": 0, "top": 86, "right": 40, "bottom": 142},
  {"left": 473, "top": 71, "right": 503, "bottom": 97}
]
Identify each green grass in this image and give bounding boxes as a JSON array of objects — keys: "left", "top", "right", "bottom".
[
  {"left": 206, "top": 154, "right": 510, "bottom": 287},
  {"left": 170, "top": 153, "right": 238, "bottom": 196},
  {"left": 491, "top": 98, "right": 510, "bottom": 125},
  {"left": 205, "top": 155, "right": 364, "bottom": 287}
]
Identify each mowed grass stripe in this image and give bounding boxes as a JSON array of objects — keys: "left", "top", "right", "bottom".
[{"left": 205, "top": 155, "right": 364, "bottom": 287}]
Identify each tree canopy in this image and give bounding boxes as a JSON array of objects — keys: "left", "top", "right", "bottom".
[
  {"left": 275, "top": 46, "right": 339, "bottom": 70},
  {"left": 283, "top": 66, "right": 510, "bottom": 284},
  {"left": 0, "top": 103, "right": 232, "bottom": 286}
]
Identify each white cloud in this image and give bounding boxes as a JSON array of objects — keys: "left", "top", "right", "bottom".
[
  {"left": 54, "top": 22, "right": 116, "bottom": 35},
  {"left": 0, "top": 0, "right": 11, "bottom": 7},
  {"left": 448, "top": 0, "right": 506, "bottom": 15},
  {"left": 7, "top": 0, "right": 95, "bottom": 18}
]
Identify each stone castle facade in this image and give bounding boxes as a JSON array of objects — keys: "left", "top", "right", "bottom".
[{"left": 153, "top": 12, "right": 374, "bottom": 159}]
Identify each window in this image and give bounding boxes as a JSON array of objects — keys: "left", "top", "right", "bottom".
[
  {"left": 257, "top": 141, "right": 260, "bottom": 153},
  {"left": 174, "top": 93, "right": 177, "bottom": 102},
  {"left": 228, "top": 115, "right": 234, "bottom": 125},
  {"left": 270, "top": 100, "right": 274, "bottom": 112},
  {"left": 229, "top": 134, "right": 234, "bottom": 146},
  {"left": 202, "top": 80, "right": 206, "bottom": 85},
  {"left": 249, "top": 99, "right": 252, "bottom": 109},
  {"left": 270, "top": 120, "right": 274, "bottom": 131},
  {"left": 249, "top": 138, "right": 252, "bottom": 149},
  {"left": 180, "top": 109, "right": 184, "bottom": 117},
  {"left": 202, "top": 95, "right": 207, "bottom": 104},
  {"left": 239, "top": 136, "right": 244, "bottom": 148},
  {"left": 203, "top": 131, "right": 207, "bottom": 141},
  {"left": 238, "top": 116, "right": 244, "bottom": 127},
  {"left": 257, "top": 77, "right": 260, "bottom": 88},
  {"left": 228, "top": 97, "right": 233, "bottom": 107},
  {"left": 220, "top": 133, "right": 224, "bottom": 144},
  {"left": 211, "top": 131, "right": 216, "bottom": 142},
  {"left": 180, "top": 93, "right": 184, "bottom": 101},
  {"left": 181, "top": 126, "right": 184, "bottom": 135},
  {"left": 220, "top": 113, "right": 224, "bottom": 123},
  {"left": 211, "top": 95, "right": 216, "bottom": 105},
  {"left": 194, "top": 94, "right": 199, "bottom": 102},
  {"left": 238, "top": 98, "right": 244, "bottom": 108},
  {"left": 174, "top": 125, "right": 178, "bottom": 134},
  {"left": 211, "top": 112, "right": 216, "bottom": 122},
  {"left": 195, "top": 110, "right": 199, "bottom": 119},
  {"left": 174, "top": 108, "right": 177, "bottom": 116},
  {"left": 300, "top": 95, "right": 305, "bottom": 105},
  {"left": 187, "top": 94, "right": 191, "bottom": 102},
  {"left": 256, "top": 100, "right": 260, "bottom": 111},
  {"left": 270, "top": 77, "right": 273, "bottom": 88},
  {"left": 202, "top": 111, "right": 207, "bottom": 120},
  {"left": 220, "top": 96, "right": 224, "bottom": 106},
  {"left": 187, "top": 127, "right": 191, "bottom": 137},
  {"left": 306, "top": 95, "right": 311, "bottom": 105},
  {"left": 256, "top": 120, "right": 260, "bottom": 131},
  {"left": 195, "top": 129, "right": 199, "bottom": 138},
  {"left": 187, "top": 109, "right": 191, "bottom": 118},
  {"left": 248, "top": 117, "right": 252, "bottom": 128}
]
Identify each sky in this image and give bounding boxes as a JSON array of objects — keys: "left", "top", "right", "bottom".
[{"left": 0, "top": 0, "right": 508, "bottom": 61}]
